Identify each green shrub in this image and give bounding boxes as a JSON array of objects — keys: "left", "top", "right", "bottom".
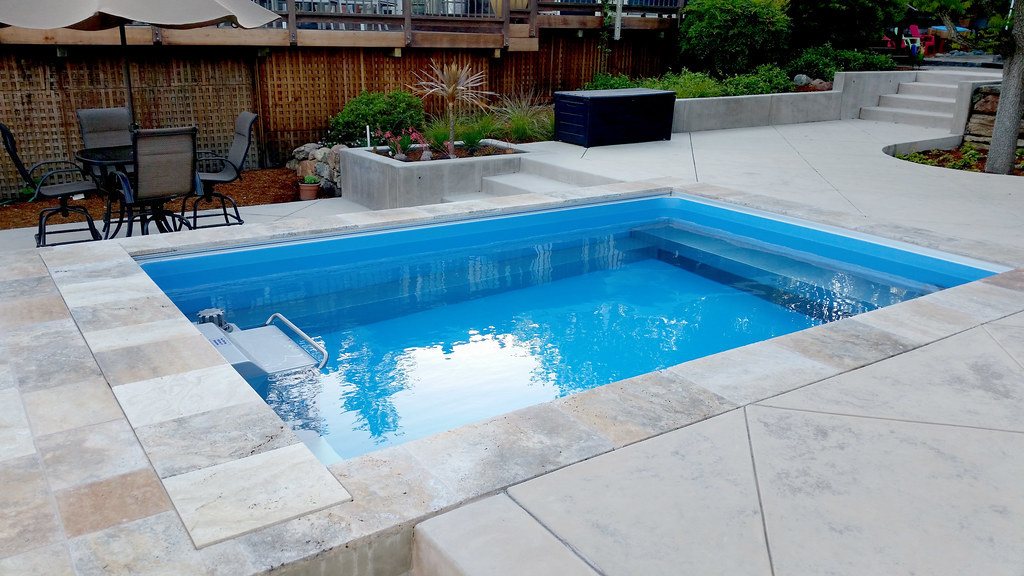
[
  {"left": 723, "top": 65, "right": 793, "bottom": 96},
  {"left": 582, "top": 73, "right": 639, "bottom": 90},
  {"left": 897, "top": 151, "right": 938, "bottom": 166},
  {"left": 788, "top": 0, "right": 908, "bottom": 50},
  {"left": 326, "top": 91, "right": 425, "bottom": 147},
  {"left": 458, "top": 123, "right": 487, "bottom": 153},
  {"left": 640, "top": 70, "right": 725, "bottom": 98},
  {"left": 788, "top": 45, "right": 896, "bottom": 81},
  {"left": 493, "top": 92, "right": 554, "bottom": 142},
  {"left": 679, "top": 0, "right": 790, "bottom": 77},
  {"left": 423, "top": 117, "right": 450, "bottom": 153}
]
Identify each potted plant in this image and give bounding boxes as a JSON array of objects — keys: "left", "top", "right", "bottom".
[{"left": 298, "top": 174, "right": 320, "bottom": 200}]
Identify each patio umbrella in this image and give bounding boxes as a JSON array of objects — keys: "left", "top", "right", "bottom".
[{"left": 0, "top": 0, "right": 280, "bottom": 122}]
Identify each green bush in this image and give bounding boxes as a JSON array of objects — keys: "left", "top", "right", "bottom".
[
  {"left": 723, "top": 65, "right": 793, "bottom": 96},
  {"left": 458, "top": 123, "right": 488, "bottom": 153},
  {"left": 326, "top": 91, "right": 425, "bottom": 147},
  {"left": 788, "top": 45, "right": 895, "bottom": 81},
  {"left": 788, "top": 0, "right": 907, "bottom": 50},
  {"left": 493, "top": 92, "right": 554, "bottom": 142},
  {"left": 582, "top": 73, "right": 639, "bottom": 90},
  {"left": 641, "top": 70, "right": 725, "bottom": 98},
  {"left": 423, "top": 117, "right": 450, "bottom": 152},
  {"left": 679, "top": 0, "right": 790, "bottom": 77}
]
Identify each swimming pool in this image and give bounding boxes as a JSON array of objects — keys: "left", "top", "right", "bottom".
[{"left": 141, "top": 195, "right": 999, "bottom": 463}]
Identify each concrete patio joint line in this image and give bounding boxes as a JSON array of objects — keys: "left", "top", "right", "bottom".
[
  {"left": 503, "top": 489, "right": 609, "bottom": 576},
  {"left": 752, "top": 404, "right": 1024, "bottom": 436},
  {"left": 769, "top": 125, "right": 866, "bottom": 217},
  {"left": 742, "top": 406, "right": 776, "bottom": 576}
]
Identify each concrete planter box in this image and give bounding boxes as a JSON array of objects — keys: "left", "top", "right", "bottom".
[{"left": 340, "top": 141, "right": 524, "bottom": 210}]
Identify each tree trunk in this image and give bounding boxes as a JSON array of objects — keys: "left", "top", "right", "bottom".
[
  {"left": 447, "top": 103, "right": 456, "bottom": 158},
  {"left": 986, "top": 7, "right": 1024, "bottom": 174},
  {"left": 939, "top": 12, "right": 973, "bottom": 50}
]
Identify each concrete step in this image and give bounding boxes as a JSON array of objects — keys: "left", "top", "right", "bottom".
[
  {"left": 897, "top": 81, "right": 958, "bottom": 98},
  {"left": 412, "top": 495, "right": 598, "bottom": 576},
  {"left": 915, "top": 70, "right": 1002, "bottom": 84},
  {"left": 859, "top": 106, "right": 953, "bottom": 129},
  {"left": 877, "top": 93, "right": 956, "bottom": 114},
  {"left": 442, "top": 191, "right": 496, "bottom": 202},
  {"left": 481, "top": 172, "right": 580, "bottom": 196},
  {"left": 518, "top": 156, "right": 620, "bottom": 187}
]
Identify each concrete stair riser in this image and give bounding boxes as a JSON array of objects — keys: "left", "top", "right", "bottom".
[
  {"left": 897, "top": 82, "right": 958, "bottom": 98},
  {"left": 481, "top": 172, "right": 580, "bottom": 196},
  {"left": 914, "top": 70, "right": 1002, "bottom": 84},
  {"left": 878, "top": 93, "right": 956, "bottom": 115},
  {"left": 859, "top": 106, "right": 954, "bottom": 129}
]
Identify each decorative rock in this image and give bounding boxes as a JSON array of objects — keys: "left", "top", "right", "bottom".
[
  {"left": 312, "top": 147, "right": 329, "bottom": 162},
  {"left": 327, "top": 144, "right": 347, "bottom": 168},
  {"left": 296, "top": 160, "right": 317, "bottom": 179},
  {"left": 809, "top": 79, "right": 833, "bottom": 91},
  {"left": 314, "top": 162, "right": 332, "bottom": 180},
  {"left": 292, "top": 143, "right": 318, "bottom": 161},
  {"left": 793, "top": 74, "right": 811, "bottom": 87},
  {"left": 285, "top": 159, "right": 298, "bottom": 171},
  {"left": 974, "top": 95, "right": 1000, "bottom": 114}
]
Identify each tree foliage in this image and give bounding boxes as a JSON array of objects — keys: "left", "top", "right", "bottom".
[
  {"left": 788, "top": 0, "right": 907, "bottom": 50},
  {"left": 679, "top": 0, "right": 790, "bottom": 77}
]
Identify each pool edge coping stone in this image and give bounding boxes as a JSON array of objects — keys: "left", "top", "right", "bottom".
[{"left": 25, "top": 184, "right": 1024, "bottom": 574}]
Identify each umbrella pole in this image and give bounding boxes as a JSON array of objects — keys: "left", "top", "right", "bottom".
[{"left": 120, "top": 24, "right": 136, "bottom": 126}]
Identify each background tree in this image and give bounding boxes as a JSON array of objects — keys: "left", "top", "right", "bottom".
[
  {"left": 679, "top": 0, "right": 790, "bottom": 77},
  {"left": 788, "top": 0, "right": 907, "bottom": 50},
  {"left": 986, "top": 4, "right": 1024, "bottom": 174}
]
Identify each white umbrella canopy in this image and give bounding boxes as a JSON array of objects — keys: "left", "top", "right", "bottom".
[
  {"left": 0, "top": 0, "right": 279, "bottom": 123},
  {"left": 0, "top": 0, "right": 279, "bottom": 30}
]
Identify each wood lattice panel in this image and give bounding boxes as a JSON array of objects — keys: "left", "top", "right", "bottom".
[
  {"left": 0, "top": 31, "right": 673, "bottom": 194},
  {"left": 0, "top": 46, "right": 259, "bottom": 199}
]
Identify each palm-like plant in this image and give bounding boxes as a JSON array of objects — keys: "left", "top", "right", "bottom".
[{"left": 411, "top": 60, "right": 495, "bottom": 158}]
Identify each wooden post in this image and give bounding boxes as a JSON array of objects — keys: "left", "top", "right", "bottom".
[
  {"left": 529, "top": 0, "right": 538, "bottom": 37},
  {"left": 287, "top": 0, "right": 297, "bottom": 45},
  {"left": 502, "top": 0, "right": 510, "bottom": 47},
  {"left": 403, "top": 0, "right": 413, "bottom": 45}
]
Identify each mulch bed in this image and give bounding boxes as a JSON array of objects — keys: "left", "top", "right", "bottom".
[
  {"left": 0, "top": 168, "right": 303, "bottom": 231},
  {"left": 900, "top": 146, "right": 1024, "bottom": 176}
]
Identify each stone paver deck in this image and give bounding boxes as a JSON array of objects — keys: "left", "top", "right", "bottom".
[{"left": 1, "top": 119, "right": 1023, "bottom": 575}]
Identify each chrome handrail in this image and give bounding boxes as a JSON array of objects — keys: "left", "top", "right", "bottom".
[{"left": 265, "top": 313, "right": 328, "bottom": 369}]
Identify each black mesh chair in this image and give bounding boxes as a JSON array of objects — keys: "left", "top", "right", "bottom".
[
  {"left": 183, "top": 111, "right": 257, "bottom": 229},
  {"left": 76, "top": 107, "right": 132, "bottom": 149},
  {"left": 110, "top": 127, "right": 199, "bottom": 237},
  {"left": 0, "top": 122, "right": 101, "bottom": 247}
]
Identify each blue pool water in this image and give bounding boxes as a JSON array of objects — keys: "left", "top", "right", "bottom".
[{"left": 141, "top": 196, "right": 999, "bottom": 462}]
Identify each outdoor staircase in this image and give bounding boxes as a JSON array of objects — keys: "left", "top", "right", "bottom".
[
  {"left": 859, "top": 69, "right": 1002, "bottom": 130},
  {"left": 442, "top": 156, "right": 620, "bottom": 202}
]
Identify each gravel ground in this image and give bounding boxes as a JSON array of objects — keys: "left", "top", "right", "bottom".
[{"left": 0, "top": 168, "right": 307, "bottom": 230}]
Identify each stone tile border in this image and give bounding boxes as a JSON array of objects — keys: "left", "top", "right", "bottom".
[{"left": 2, "top": 179, "right": 1020, "bottom": 574}]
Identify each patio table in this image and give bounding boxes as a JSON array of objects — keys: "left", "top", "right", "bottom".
[{"left": 76, "top": 145, "right": 134, "bottom": 238}]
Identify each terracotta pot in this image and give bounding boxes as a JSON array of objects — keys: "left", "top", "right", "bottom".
[{"left": 298, "top": 182, "right": 320, "bottom": 201}]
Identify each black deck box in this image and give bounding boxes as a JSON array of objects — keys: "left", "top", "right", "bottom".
[{"left": 553, "top": 88, "right": 676, "bottom": 148}]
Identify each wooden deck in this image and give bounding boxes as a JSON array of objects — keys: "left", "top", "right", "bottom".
[{"left": 0, "top": 0, "right": 680, "bottom": 50}]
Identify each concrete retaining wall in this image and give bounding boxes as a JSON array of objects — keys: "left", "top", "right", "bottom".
[
  {"left": 341, "top": 146, "right": 522, "bottom": 210},
  {"left": 671, "top": 70, "right": 919, "bottom": 133}
]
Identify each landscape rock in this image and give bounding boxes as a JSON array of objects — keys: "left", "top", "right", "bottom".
[
  {"left": 327, "top": 144, "right": 347, "bottom": 168},
  {"left": 293, "top": 143, "right": 319, "bottom": 161},
  {"left": 809, "top": 79, "right": 833, "bottom": 91},
  {"left": 313, "top": 147, "right": 330, "bottom": 162},
  {"left": 315, "top": 162, "right": 332, "bottom": 180},
  {"left": 974, "top": 95, "right": 1000, "bottom": 114},
  {"left": 296, "top": 159, "right": 317, "bottom": 178},
  {"left": 793, "top": 74, "right": 811, "bottom": 87}
]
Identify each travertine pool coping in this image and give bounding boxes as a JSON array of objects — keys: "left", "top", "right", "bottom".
[{"left": 4, "top": 177, "right": 1022, "bottom": 574}]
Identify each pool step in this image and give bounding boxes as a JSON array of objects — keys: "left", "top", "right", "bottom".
[
  {"left": 481, "top": 172, "right": 580, "bottom": 196},
  {"left": 632, "top": 225, "right": 920, "bottom": 319},
  {"left": 412, "top": 495, "right": 597, "bottom": 576}
]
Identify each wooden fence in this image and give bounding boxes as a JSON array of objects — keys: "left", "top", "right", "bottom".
[{"left": 0, "top": 29, "right": 674, "bottom": 197}]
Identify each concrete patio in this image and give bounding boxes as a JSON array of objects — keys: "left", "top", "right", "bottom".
[{"left": 1, "top": 117, "right": 1023, "bottom": 575}]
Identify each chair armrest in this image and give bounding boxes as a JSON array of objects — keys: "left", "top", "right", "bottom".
[
  {"left": 28, "top": 159, "right": 84, "bottom": 180},
  {"left": 109, "top": 170, "right": 136, "bottom": 204},
  {"left": 30, "top": 168, "right": 93, "bottom": 201}
]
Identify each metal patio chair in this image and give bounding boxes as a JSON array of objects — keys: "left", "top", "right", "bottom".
[
  {"left": 183, "top": 111, "right": 257, "bottom": 229},
  {"left": 110, "top": 127, "right": 199, "bottom": 237},
  {"left": 76, "top": 107, "right": 133, "bottom": 149},
  {"left": 0, "top": 122, "right": 102, "bottom": 247}
]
